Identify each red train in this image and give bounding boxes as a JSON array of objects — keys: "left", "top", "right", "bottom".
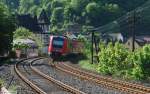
[{"left": 48, "top": 35, "right": 83, "bottom": 58}]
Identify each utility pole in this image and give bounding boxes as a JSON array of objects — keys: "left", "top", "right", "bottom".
[
  {"left": 127, "top": 11, "right": 136, "bottom": 52},
  {"left": 93, "top": 34, "right": 99, "bottom": 63},
  {"left": 132, "top": 11, "right": 136, "bottom": 52},
  {"left": 91, "top": 30, "right": 94, "bottom": 64}
]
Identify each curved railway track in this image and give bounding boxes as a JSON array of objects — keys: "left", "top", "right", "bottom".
[
  {"left": 15, "top": 58, "right": 86, "bottom": 94},
  {"left": 53, "top": 61, "right": 150, "bottom": 94}
]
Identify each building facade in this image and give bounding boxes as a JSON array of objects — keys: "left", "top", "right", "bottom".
[{"left": 17, "top": 9, "right": 51, "bottom": 55}]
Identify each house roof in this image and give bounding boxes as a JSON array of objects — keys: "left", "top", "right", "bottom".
[
  {"left": 135, "top": 38, "right": 146, "bottom": 46},
  {"left": 17, "top": 10, "right": 50, "bottom": 33},
  {"left": 136, "top": 36, "right": 150, "bottom": 43},
  {"left": 13, "top": 38, "right": 38, "bottom": 48},
  {"left": 127, "top": 36, "right": 150, "bottom": 46},
  {"left": 102, "top": 33, "right": 124, "bottom": 42},
  {"left": 38, "top": 9, "right": 50, "bottom": 25},
  {"left": 17, "top": 14, "right": 42, "bottom": 33}
]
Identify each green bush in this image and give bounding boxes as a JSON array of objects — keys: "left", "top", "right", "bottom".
[
  {"left": 140, "top": 45, "right": 150, "bottom": 76},
  {"left": 123, "top": 45, "right": 150, "bottom": 80},
  {"left": 97, "top": 42, "right": 130, "bottom": 75},
  {"left": 13, "top": 27, "right": 43, "bottom": 50},
  {"left": 97, "top": 43, "right": 150, "bottom": 80},
  {"left": 13, "top": 42, "right": 30, "bottom": 50},
  {"left": 130, "top": 45, "right": 150, "bottom": 79},
  {"left": 83, "top": 40, "right": 91, "bottom": 58}
]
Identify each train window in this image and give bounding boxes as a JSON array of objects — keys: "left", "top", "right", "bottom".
[{"left": 52, "top": 37, "right": 64, "bottom": 48}]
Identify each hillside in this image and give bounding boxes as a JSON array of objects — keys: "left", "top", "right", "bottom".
[
  {"left": 1, "top": 0, "right": 148, "bottom": 33},
  {"left": 94, "top": 0, "right": 150, "bottom": 36}
]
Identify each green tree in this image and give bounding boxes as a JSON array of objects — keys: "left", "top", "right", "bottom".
[
  {"left": 1, "top": 0, "right": 148, "bottom": 34},
  {"left": 0, "top": 2, "right": 16, "bottom": 55},
  {"left": 13, "top": 27, "right": 32, "bottom": 39},
  {"left": 18, "top": 0, "right": 35, "bottom": 14},
  {"left": 51, "top": 7, "right": 64, "bottom": 32},
  {"left": 13, "top": 27, "right": 43, "bottom": 49},
  {"left": 97, "top": 42, "right": 130, "bottom": 76},
  {"left": 85, "top": 2, "right": 102, "bottom": 26}
]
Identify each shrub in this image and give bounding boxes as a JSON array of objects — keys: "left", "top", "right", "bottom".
[
  {"left": 97, "top": 42, "right": 130, "bottom": 75},
  {"left": 97, "top": 42, "right": 150, "bottom": 80}
]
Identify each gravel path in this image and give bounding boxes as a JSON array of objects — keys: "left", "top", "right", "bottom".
[{"left": 34, "top": 59, "right": 126, "bottom": 94}]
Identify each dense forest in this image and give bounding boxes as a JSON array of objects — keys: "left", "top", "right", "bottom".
[{"left": 0, "top": 0, "right": 148, "bottom": 33}]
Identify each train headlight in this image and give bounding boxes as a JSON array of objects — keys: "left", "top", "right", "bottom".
[{"left": 48, "top": 52, "right": 51, "bottom": 55}]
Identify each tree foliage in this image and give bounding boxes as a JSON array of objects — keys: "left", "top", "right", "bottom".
[
  {"left": 97, "top": 42, "right": 150, "bottom": 80},
  {"left": 1, "top": 0, "right": 147, "bottom": 33},
  {"left": 13, "top": 27, "right": 32, "bottom": 39},
  {"left": 0, "top": 2, "right": 16, "bottom": 55},
  {"left": 13, "top": 27, "right": 43, "bottom": 49}
]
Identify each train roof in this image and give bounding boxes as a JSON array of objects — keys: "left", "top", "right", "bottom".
[{"left": 50, "top": 35, "right": 66, "bottom": 39}]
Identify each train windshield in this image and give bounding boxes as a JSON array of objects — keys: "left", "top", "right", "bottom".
[{"left": 52, "top": 37, "right": 64, "bottom": 48}]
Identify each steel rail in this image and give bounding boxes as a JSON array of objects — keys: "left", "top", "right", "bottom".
[
  {"left": 62, "top": 63, "right": 150, "bottom": 92},
  {"left": 31, "top": 60, "right": 86, "bottom": 94},
  {"left": 15, "top": 58, "right": 47, "bottom": 94},
  {"left": 54, "top": 62, "right": 150, "bottom": 94}
]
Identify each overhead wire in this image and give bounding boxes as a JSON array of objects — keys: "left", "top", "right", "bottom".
[{"left": 91, "top": 0, "right": 150, "bottom": 33}]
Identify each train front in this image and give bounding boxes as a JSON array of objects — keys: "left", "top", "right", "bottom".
[{"left": 48, "top": 36, "right": 68, "bottom": 58}]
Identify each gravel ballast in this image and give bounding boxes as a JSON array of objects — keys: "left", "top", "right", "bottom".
[
  {"left": 34, "top": 59, "right": 126, "bottom": 94},
  {"left": 0, "top": 60, "right": 36, "bottom": 94}
]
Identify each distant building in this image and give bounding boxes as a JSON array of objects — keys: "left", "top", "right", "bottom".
[
  {"left": 17, "top": 14, "right": 42, "bottom": 32},
  {"left": 108, "top": 33, "right": 124, "bottom": 42},
  {"left": 37, "top": 9, "right": 51, "bottom": 46},
  {"left": 17, "top": 9, "right": 51, "bottom": 54},
  {"left": 125, "top": 36, "right": 150, "bottom": 50},
  {"left": 101, "top": 33, "right": 124, "bottom": 44},
  {"left": 38, "top": 9, "right": 50, "bottom": 33}
]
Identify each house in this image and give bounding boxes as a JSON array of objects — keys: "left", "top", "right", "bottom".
[
  {"left": 38, "top": 9, "right": 50, "bottom": 33},
  {"left": 17, "top": 14, "right": 42, "bottom": 33},
  {"left": 13, "top": 39, "right": 38, "bottom": 58},
  {"left": 101, "top": 33, "right": 124, "bottom": 44},
  {"left": 17, "top": 9, "right": 51, "bottom": 55},
  {"left": 108, "top": 33, "right": 124, "bottom": 42},
  {"left": 37, "top": 9, "right": 51, "bottom": 45},
  {"left": 125, "top": 36, "right": 150, "bottom": 50}
]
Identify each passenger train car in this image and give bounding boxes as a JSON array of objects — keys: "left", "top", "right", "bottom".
[{"left": 48, "top": 35, "right": 83, "bottom": 58}]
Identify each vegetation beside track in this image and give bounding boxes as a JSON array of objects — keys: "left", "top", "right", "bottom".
[
  {"left": 79, "top": 60, "right": 97, "bottom": 72},
  {"left": 0, "top": 78, "right": 17, "bottom": 93},
  {"left": 79, "top": 41, "right": 150, "bottom": 81},
  {"left": 0, "top": 79, "right": 4, "bottom": 87}
]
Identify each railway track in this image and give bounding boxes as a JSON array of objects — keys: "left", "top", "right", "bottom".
[
  {"left": 15, "top": 58, "right": 86, "bottom": 94},
  {"left": 54, "top": 62, "right": 150, "bottom": 94}
]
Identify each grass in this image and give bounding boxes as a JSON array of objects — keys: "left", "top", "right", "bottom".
[
  {"left": 0, "top": 79, "right": 4, "bottom": 88},
  {"left": 8, "top": 85, "right": 17, "bottom": 94},
  {"left": 0, "top": 79, "right": 17, "bottom": 94},
  {"left": 79, "top": 60, "right": 98, "bottom": 72}
]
